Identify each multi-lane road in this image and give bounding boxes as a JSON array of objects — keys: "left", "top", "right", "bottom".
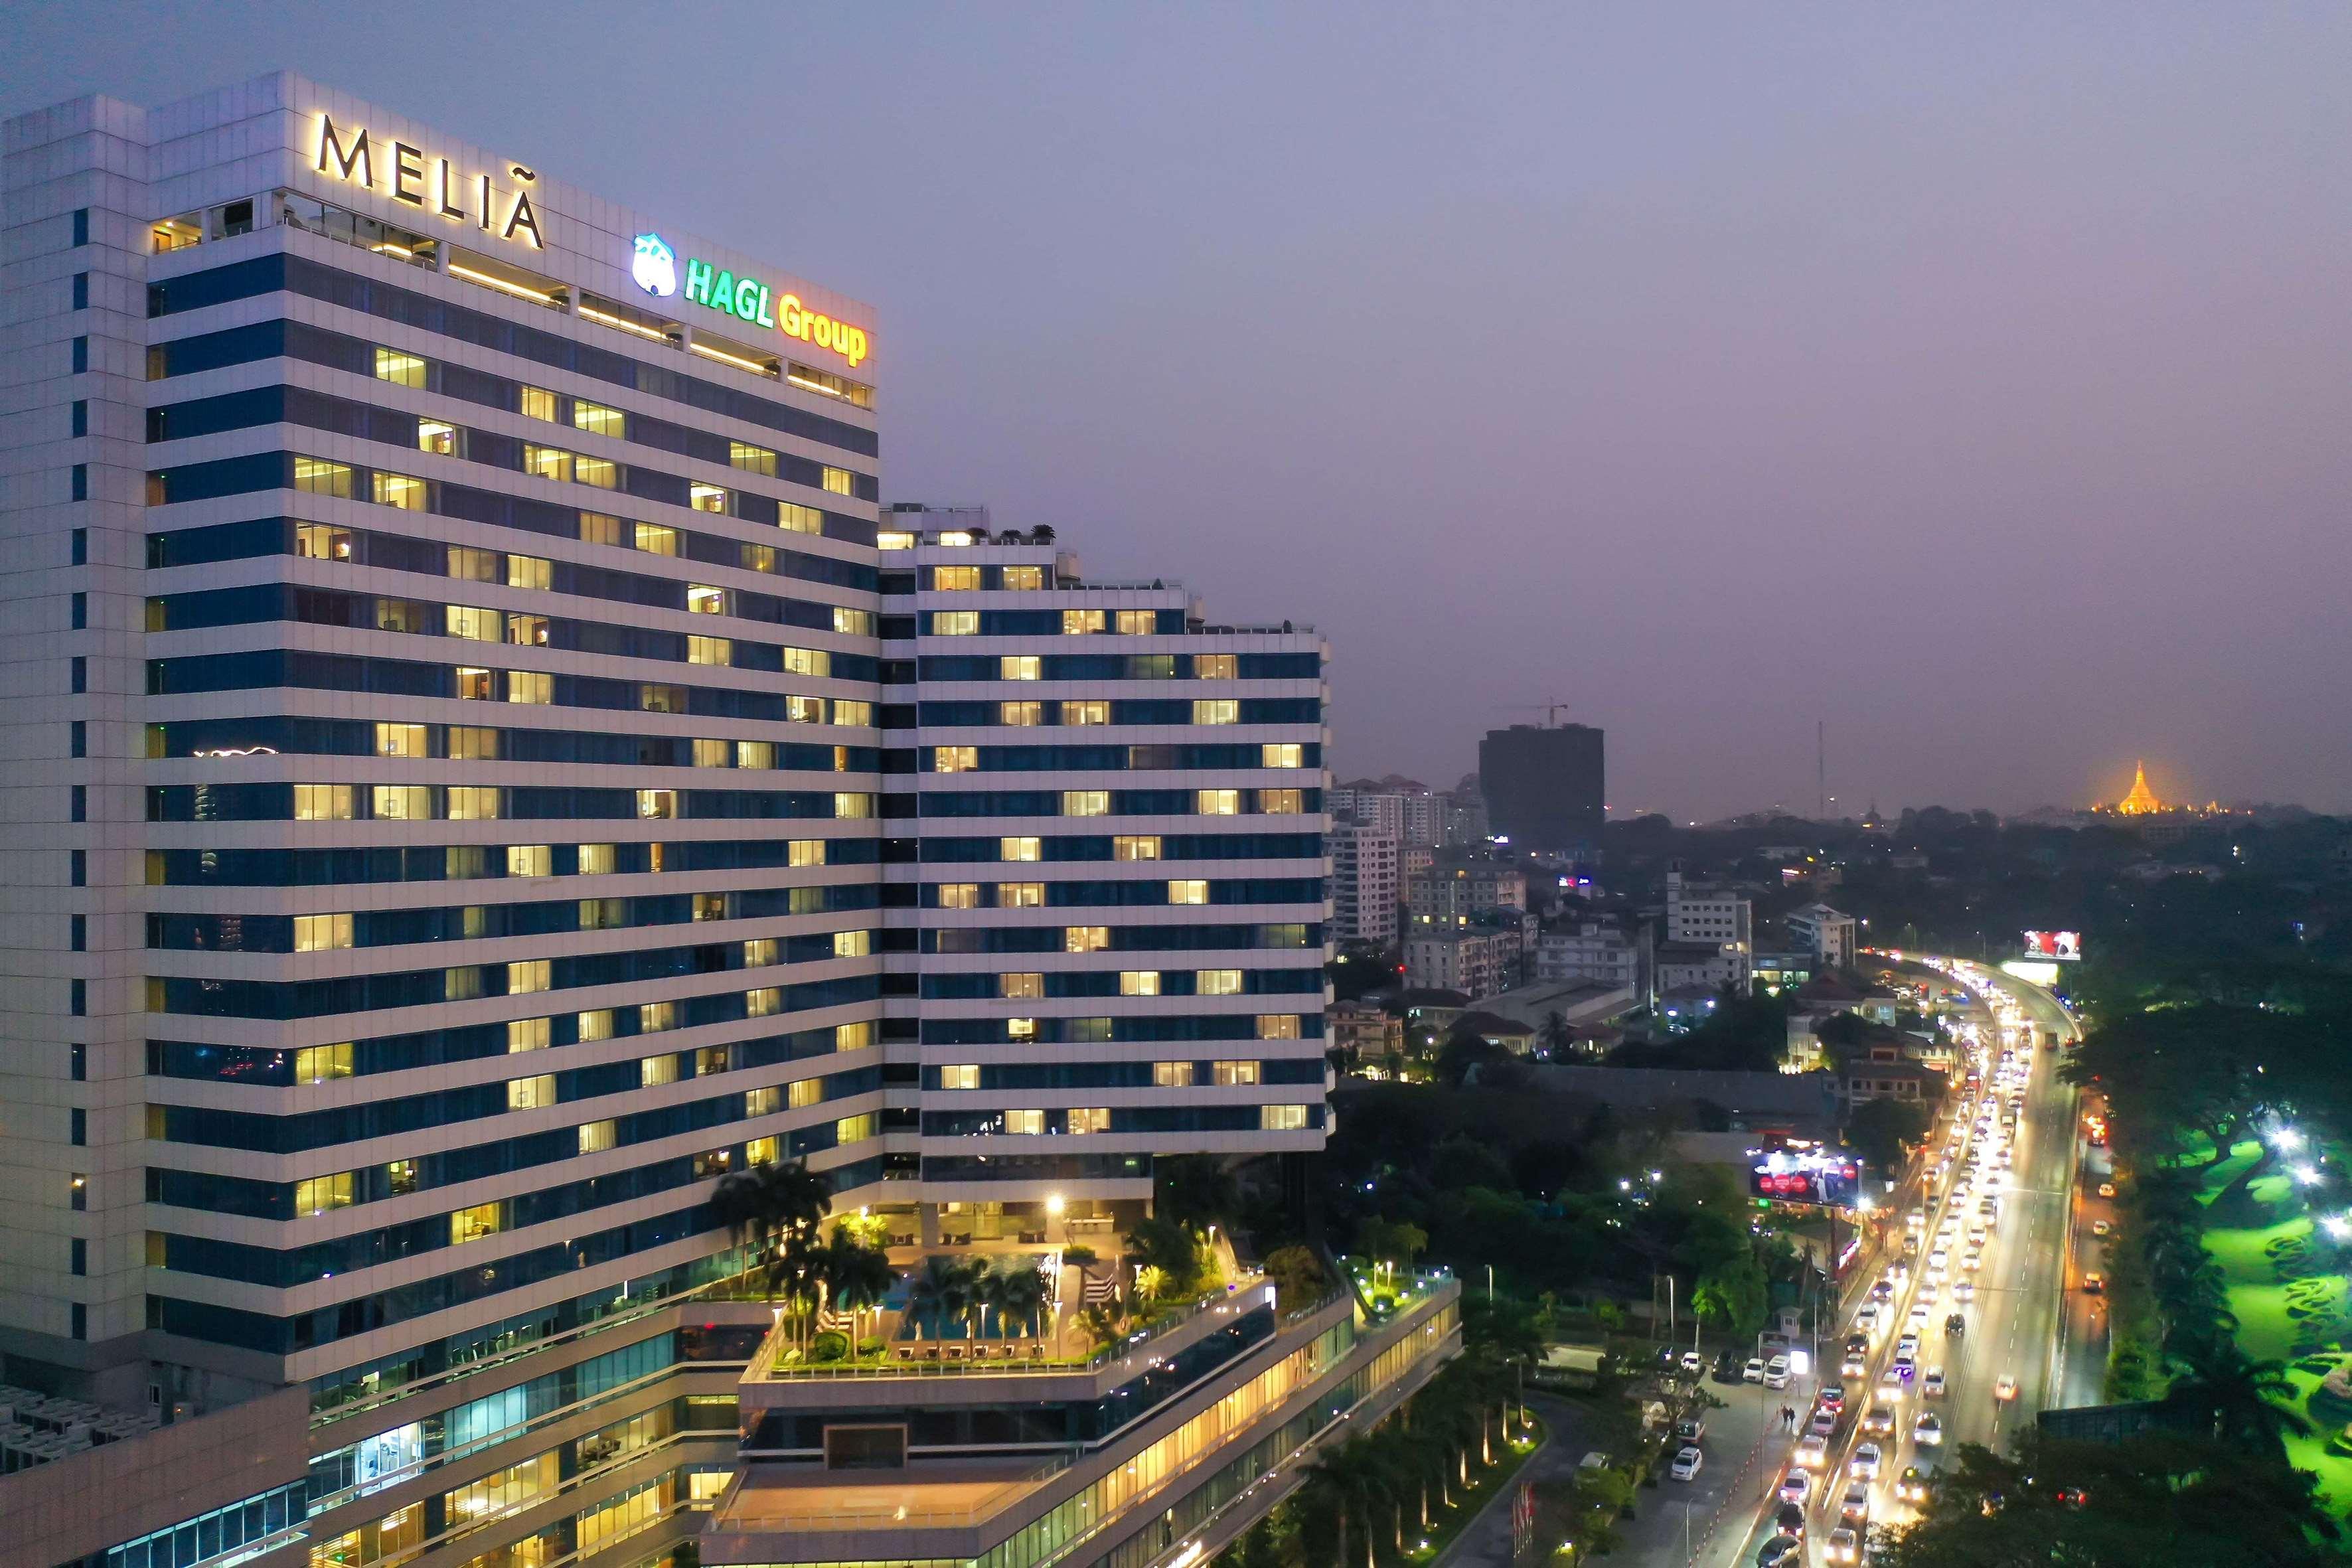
[{"left": 1687, "top": 957, "right": 2096, "bottom": 1567}]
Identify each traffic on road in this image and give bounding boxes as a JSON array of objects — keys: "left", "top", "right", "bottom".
[{"left": 1697, "top": 956, "right": 2086, "bottom": 1567}]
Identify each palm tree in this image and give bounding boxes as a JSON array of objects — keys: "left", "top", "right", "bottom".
[
  {"left": 1538, "top": 1009, "right": 1573, "bottom": 1059},
  {"left": 908, "top": 1254, "right": 984, "bottom": 1342},
  {"left": 2167, "top": 1342, "right": 2313, "bottom": 1458},
  {"left": 1300, "top": 1436, "right": 1393, "bottom": 1568},
  {"left": 815, "top": 1229, "right": 896, "bottom": 1354},
  {"left": 710, "top": 1160, "right": 834, "bottom": 1293},
  {"left": 987, "top": 1265, "right": 1050, "bottom": 1345}
]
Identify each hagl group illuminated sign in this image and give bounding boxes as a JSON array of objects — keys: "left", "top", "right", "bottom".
[
  {"left": 633, "top": 235, "right": 869, "bottom": 368},
  {"left": 313, "top": 116, "right": 544, "bottom": 250}
]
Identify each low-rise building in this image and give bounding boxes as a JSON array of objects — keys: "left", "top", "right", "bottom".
[
  {"left": 1838, "top": 1044, "right": 1948, "bottom": 1105},
  {"left": 1408, "top": 856, "right": 1528, "bottom": 925},
  {"left": 1665, "top": 864, "right": 1753, "bottom": 988},
  {"left": 1536, "top": 919, "right": 1645, "bottom": 992},
  {"left": 1404, "top": 927, "right": 1513, "bottom": 997},
  {"left": 1330, "top": 999, "right": 1403, "bottom": 1066},
  {"left": 1784, "top": 902, "right": 1859, "bottom": 969}
]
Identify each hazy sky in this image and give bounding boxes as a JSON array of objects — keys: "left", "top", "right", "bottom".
[{"left": 11, "top": 3, "right": 2349, "bottom": 819}]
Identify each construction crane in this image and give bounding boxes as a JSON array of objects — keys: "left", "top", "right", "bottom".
[{"left": 1492, "top": 702, "right": 1577, "bottom": 726}]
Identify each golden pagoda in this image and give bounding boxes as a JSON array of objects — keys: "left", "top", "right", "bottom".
[{"left": 2114, "top": 761, "right": 2163, "bottom": 816}]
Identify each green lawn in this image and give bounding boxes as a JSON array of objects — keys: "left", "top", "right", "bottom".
[{"left": 2185, "top": 1139, "right": 2352, "bottom": 1516}]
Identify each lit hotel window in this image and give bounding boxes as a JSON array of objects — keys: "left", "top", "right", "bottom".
[
  {"left": 1121, "top": 971, "right": 1160, "bottom": 996},
  {"left": 1196, "top": 654, "right": 1237, "bottom": 679},
  {"left": 1065, "top": 926, "right": 1110, "bottom": 953},
  {"left": 1001, "top": 836, "right": 1041, "bottom": 862},
  {"left": 728, "top": 440, "right": 777, "bottom": 476},
  {"left": 939, "top": 883, "right": 981, "bottom": 910},
  {"left": 1193, "top": 699, "right": 1239, "bottom": 725},
  {"left": 574, "top": 400, "right": 626, "bottom": 438},
  {"left": 690, "top": 483, "right": 728, "bottom": 513},
  {"left": 1001, "top": 655, "right": 1042, "bottom": 680},
  {"left": 822, "top": 466, "right": 854, "bottom": 495},
  {"left": 1168, "top": 880, "right": 1209, "bottom": 905},
  {"left": 523, "top": 443, "right": 573, "bottom": 483},
  {"left": 1069, "top": 1107, "right": 1110, "bottom": 1134},
  {"left": 933, "top": 611, "right": 980, "bottom": 636},
  {"left": 1063, "top": 609, "right": 1105, "bottom": 635},
  {"left": 1063, "top": 700, "right": 1109, "bottom": 725},
  {"left": 520, "top": 386, "right": 557, "bottom": 422},
  {"left": 1263, "top": 744, "right": 1304, "bottom": 768},
  {"left": 1001, "top": 972, "right": 1044, "bottom": 1000},
  {"left": 1154, "top": 1061, "right": 1194, "bottom": 1087},
  {"left": 1117, "top": 610, "right": 1156, "bottom": 635},
  {"left": 1002, "top": 700, "right": 1044, "bottom": 726},
  {"left": 997, "top": 882, "right": 1045, "bottom": 908},
  {"left": 940, "top": 1065, "right": 980, "bottom": 1090},
  {"left": 783, "top": 502, "right": 824, "bottom": 536},
  {"left": 1114, "top": 834, "right": 1160, "bottom": 861},
  {"left": 1259, "top": 789, "right": 1304, "bottom": 814},
  {"left": 935, "top": 745, "right": 979, "bottom": 773},
  {"left": 1002, "top": 566, "right": 1046, "bottom": 590},
  {"left": 1261, "top": 1104, "right": 1308, "bottom": 1131},
  {"left": 1197, "top": 969, "right": 1244, "bottom": 995},
  {"left": 1063, "top": 790, "right": 1111, "bottom": 817},
  {"left": 933, "top": 566, "right": 981, "bottom": 590},
  {"left": 295, "top": 784, "right": 354, "bottom": 821},
  {"left": 372, "top": 471, "right": 426, "bottom": 510},
  {"left": 293, "top": 912, "right": 353, "bottom": 952},
  {"left": 418, "top": 419, "right": 457, "bottom": 455},
  {"left": 1258, "top": 1014, "right": 1302, "bottom": 1040},
  {"left": 1198, "top": 789, "right": 1241, "bottom": 816},
  {"left": 374, "top": 347, "right": 427, "bottom": 388},
  {"left": 1004, "top": 1110, "right": 1046, "bottom": 1136},
  {"left": 294, "top": 457, "right": 353, "bottom": 498},
  {"left": 296, "top": 522, "right": 353, "bottom": 560}
]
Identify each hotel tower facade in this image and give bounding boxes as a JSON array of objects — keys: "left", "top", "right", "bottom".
[{"left": 0, "top": 72, "right": 1456, "bottom": 1568}]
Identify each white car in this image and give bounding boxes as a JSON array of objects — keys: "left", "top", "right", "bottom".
[
  {"left": 1670, "top": 1445, "right": 1703, "bottom": 1481},
  {"left": 1744, "top": 1358, "right": 1765, "bottom": 1383},
  {"left": 1995, "top": 1374, "right": 2019, "bottom": 1403},
  {"left": 1796, "top": 1433, "right": 1829, "bottom": 1469},
  {"left": 1955, "top": 1279, "right": 1976, "bottom": 1302},
  {"left": 1826, "top": 1525, "right": 1863, "bottom": 1564},
  {"left": 1850, "top": 1441, "right": 1883, "bottom": 1480},
  {"left": 1780, "top": 1469, "right": 1811, "bottom": 1504},
  {"left": 1914, "top": 1412, "right": 1944, "bottom": 1445},
  {"left": 1924, "top": 1367, "right": 1946, "bottom": 1397}
]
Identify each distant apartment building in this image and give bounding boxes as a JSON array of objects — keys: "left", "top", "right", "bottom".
[
  {"left": 1665, "top": 864, "right": 1753, "bottom": 988},
  {"left": 1407, "top": 857, "right": 1526, "bottom": 928},
  {"left": 1784, "top": 902, "right": 1858, "bottom": 969},
  {"left": 1478, "top": 722, "right": 1604, "bottom": 856},
  {"left": 1535, "top": 920, "right": 1644, "bottom": 993},
  {"left": 1329, "top": 998, "right": 1403, "bottom": 1066},
  {"left": 1330, "top": 781, "right": 1442, "bottom": 849},
  {"left": 1403, "top": 927, "right": 1513, "bottom": 998},
  {"left": 1330, "top": 819, "right": 1401, "bottom": 946},
  {"left": 1441, "top": 789, "right": 1489, "bottom": 847}
]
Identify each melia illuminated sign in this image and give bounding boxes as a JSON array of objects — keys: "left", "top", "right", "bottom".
[
  {"left": 314, "top": 116, "right": 544, "bottom": 249},
  {"left": 631, "top": 235, "right": 869, "bottom": 368}
]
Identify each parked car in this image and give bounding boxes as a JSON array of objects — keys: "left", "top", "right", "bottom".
[
  {"left": 1764, "top": 1354, "right": 1792, "bottom": 1389},
  {"left": 1714, "top": 1352, "right": 1745, "bottom": 1384},
  {"left": 1674, "top": 1416, "right": 1706, "bottom": 1445},
  {"left": 1744, "top": 1358, "right": 1766, "bottom": 1384},
  {"left": 1682, "top": 1350, "right": 1706, "bottom": 1375},
  {"left": 1670, "top": 1445, "right": 1703, "bottom": 1481}
]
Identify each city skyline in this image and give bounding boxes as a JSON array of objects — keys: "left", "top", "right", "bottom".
[{"left": 5, "top": 3, "right": 2348, "bottom": 818}]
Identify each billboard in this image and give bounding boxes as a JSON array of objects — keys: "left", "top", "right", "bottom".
[
  {"left": 2022, "top": 930, "right": 2082, "bottom": 960},
  {"left": 1750, "top": 1144, "right": 1865, "bottom": 1207}
]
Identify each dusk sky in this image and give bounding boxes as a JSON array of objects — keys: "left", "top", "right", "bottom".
[{"left": 12, "top": 2, "right": 2349, "bottom": 819}]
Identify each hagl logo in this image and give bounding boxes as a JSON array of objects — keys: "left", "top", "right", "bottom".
[{"left": 631, "top": 232, "right": 678, "bottom": 297}]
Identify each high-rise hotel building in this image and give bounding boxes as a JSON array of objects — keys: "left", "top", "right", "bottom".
[{"left": 1, "top": 73, "right": 1457, "bottom": 1568}]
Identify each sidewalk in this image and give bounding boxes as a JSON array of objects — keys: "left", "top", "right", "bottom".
[
  {"left": 1607, "top": 1372, "right": 1792, "bottom": 1566},
  {"left": 1435, "top": 1395, "right": 1587, "bottom": 1568}
]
